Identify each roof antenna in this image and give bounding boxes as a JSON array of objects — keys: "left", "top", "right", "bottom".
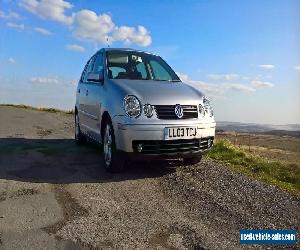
[{"left": 106, "top": 36, "right": 110, "bottom": 48}]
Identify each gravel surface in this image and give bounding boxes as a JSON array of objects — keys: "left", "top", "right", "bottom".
[{"left": 0, "top": 106, "right": 299, "bottom": 249}]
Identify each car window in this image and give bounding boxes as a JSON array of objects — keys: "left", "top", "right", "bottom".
[
  {"left": 83, "top": 56, "right": 96, "bottom": 82},
  {"left": 136, "top": 62, "right": 147, "bottom": 79},
  {"left": 109, "top": 67, "right": 126, "bottom": 79},
  {"left": 149, "top": 60, "right": 173, "bottom": 81},
  {"left": 80, "top": 62, "right": 89, "bottom": 82},
  {"left": 106, "top": 51, "right": 180, "bottom": 82},
  {"left": 93, "top": 53, "right": 103, "bottom": 72},
  {"left": 87, "top": 56, "right": 95, "bottom": 73}
]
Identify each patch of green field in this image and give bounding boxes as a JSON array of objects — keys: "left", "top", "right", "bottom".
[
  {"left": 217, "top": 133, "right": 300, "bottom": 153},
  {"left": 0, "top": 104, "right": 74, "bottom": 114},
  {"left": 206, "top": 139, "right": 300, "bottom": 195}
]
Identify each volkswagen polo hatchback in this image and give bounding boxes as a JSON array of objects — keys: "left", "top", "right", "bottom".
[{"left": 75, "top": 48, "right": 216, "bottom": 172}]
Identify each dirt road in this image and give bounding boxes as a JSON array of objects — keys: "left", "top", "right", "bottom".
[{"left": 0, "top": 106, "right": 299, "bottom": 249}]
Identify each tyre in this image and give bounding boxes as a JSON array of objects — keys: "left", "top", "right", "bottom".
[
  {"left": 75, "top": 113, "right": 86, "bottom": 145},
  {"left": 102, "top": 119, "right": 125, "bottom": 173},
  {"left": 183, "top": 155, "right": 202, "bottom": 165}
]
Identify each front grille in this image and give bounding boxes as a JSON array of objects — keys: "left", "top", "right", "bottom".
[
  {"left": 154, "top": 105, "right": 198, "bottom": 120},
  {"left": 133, "top": 137, "right": 214, "bottom": 154}
]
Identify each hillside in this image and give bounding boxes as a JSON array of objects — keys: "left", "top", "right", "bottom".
[{"left": 217, "top": 121, "right": 300, "bottom": 137}]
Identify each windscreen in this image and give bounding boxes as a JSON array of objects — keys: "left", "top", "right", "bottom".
[{"left": 106, "top": 51, "right": 181, "bottom": 82}]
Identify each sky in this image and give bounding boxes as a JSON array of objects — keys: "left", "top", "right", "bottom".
[{"left": 0, "top": 0, "right": 299, "bottom": 125}]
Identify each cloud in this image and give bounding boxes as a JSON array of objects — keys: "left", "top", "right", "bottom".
[
  {"left": 72, "top": 10, "right": 115, "bottom": 44},
  {"left": 207, "top": 74, "right": 239, "bottom": 81},
  {"left": 255, "top": 74, "right": 272, "bottom": 80},
  {"left": 20, "top": 0, "right": 152, "bottom": 47},
  {"left": 242, "top": 76, "right": 250, "bottom": 80},
  {"left": 113, "top": 25, "right": 152, "bottom": 47},
  {"left": 34, "top": 27, "right": 52, "bottom": 35},
  {"left": 19, "top": 0, "right": 73, "bottom": 25},
  {"left": 294, "top": 65, "right": 300, "bottom": 71},
  {"left": 259, "top": 64, "right": 275, "bottom": 69},
  {"left": 177, "top": 72, "right": 275, "bottom": 98},
  {"left": 72, "top": 10, "right": 151, "bottom": 47},
  {"left": 8, "top": 57, "right": 16, "bottom": 64},
  {"left": 225, "top": 84, "right": 255, "bottom": 92},
  {"left": 177, "top": 72, "right": 225, "bottom": 97},
  {"left": 30, "top": 77, "right": 60, "bottom": 85},
  {"left": 65, "top": 44, "right": 86, "bottom": 53},
  {"left": 7, "top": 22, "right": 25, "bottom": 31},
  {"left": 69, "top": 79, "right": 78, "bottom": 85},
  {"left": 30, "top": 76, "right": 77, "bottom": 86},
  {"left": 0, "top": 10, "right": 21, "bottom": 20},
  {"left": 250, "top": 80, "right": 274, "bottom": 88}
]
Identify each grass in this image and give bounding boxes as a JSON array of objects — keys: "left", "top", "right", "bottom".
[
  {"left": 217, "top": 132, "right": 300, "bottom": 153},
  {"left": 0, "top": 104, "right": 74, "bottom": 114},
  {"left": 206, "top": 139, "right": 300, "bottom": 195}
]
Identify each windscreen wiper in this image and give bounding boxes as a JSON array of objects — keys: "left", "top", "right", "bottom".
[{"left": 152, "top": 79, "right": 181, "bottom": 82}]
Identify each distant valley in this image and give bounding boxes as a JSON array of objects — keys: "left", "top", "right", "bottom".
[{"left": 217, "top": 121, "right": 300, "bottom": 138}]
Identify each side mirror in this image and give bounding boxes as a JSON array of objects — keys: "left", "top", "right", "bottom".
[{"left": 87, "top": 70, "right": 104, "bottom": 83}]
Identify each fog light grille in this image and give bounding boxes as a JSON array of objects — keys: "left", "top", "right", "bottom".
[{"left": 133, "top": 137, "right": 214, "bottom": 154}]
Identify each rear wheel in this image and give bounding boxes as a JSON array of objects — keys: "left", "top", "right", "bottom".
[
  {"left": 75, "top": 113, "right": 86, "bottom": 145},
  {"left": 183, "top": 155, "right": 202, "bottom": 165},
  {"left": 102, "top": 119, "right": 125, "bottom": 173}
]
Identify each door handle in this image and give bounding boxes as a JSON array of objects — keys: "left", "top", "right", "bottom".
[{"left": 86, "top": 90, "right": 88, "bottom": 96}]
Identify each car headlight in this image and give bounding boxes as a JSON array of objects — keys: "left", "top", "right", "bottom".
[
  {"left": 123, "top": 95, "right": 141, "bottom": 118},
  {"left": 203, "top": 96, "right": 214, "bottom": 117},
  {"left": 143, "top": 104, "right": 154, "bottom": 118},
  {"left": 198, "top": 104, "right": 205, "bottom": 117}
]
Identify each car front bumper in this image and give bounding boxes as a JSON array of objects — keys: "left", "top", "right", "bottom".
[{"left": 113, "top": 118, "right": 216, "bottom": 156}]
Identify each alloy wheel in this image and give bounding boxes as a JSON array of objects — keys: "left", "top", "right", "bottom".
[
  {"left": 75, "top": 114, "right": 80, "bottom": 141},
  {"left": 103, "top": 124, "right": 112, "bottom": 167}
]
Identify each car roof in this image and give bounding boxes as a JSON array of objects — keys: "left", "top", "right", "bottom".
[{"left": 100, "top": 48, "right": 158, "bottom": 56}]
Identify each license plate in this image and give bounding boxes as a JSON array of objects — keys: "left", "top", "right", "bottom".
[{"left": 165, "top": 126, "right": 198, "bottom": 140}]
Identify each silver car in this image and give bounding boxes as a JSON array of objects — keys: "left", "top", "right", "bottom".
[{"left": 75, "top": 48, "right": 216, "bottom": 172}]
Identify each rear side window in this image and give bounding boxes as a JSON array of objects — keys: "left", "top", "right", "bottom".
[
  {"left": 93, "top": 53, "right": 103, "bottom": 72},
  {"left": 80, "top": 62, "right": 89, "bottom": 82},
  {"left": 87, "top": 56, "right": 95, "bottom": 73},
  {"left": 81, "top": 56, "right": 96, "bottom": 82}
]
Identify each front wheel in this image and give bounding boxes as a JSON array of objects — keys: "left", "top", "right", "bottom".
[
  {"left": 183, "top": 155, "right": 202, "bottom": 165},
  {"left": 102, "top": 119, "right": 125, "bottom": 173}
]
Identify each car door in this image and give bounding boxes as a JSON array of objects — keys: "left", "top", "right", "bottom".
[
  {"left": 77, "top": 61, "right": 89, "bottom": 133},
  {"left": 79, "top": 55, "right": 96, "bottom": 133},
  {"left": 84, "top": 52, "right": 104, "bottom": 141}
]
